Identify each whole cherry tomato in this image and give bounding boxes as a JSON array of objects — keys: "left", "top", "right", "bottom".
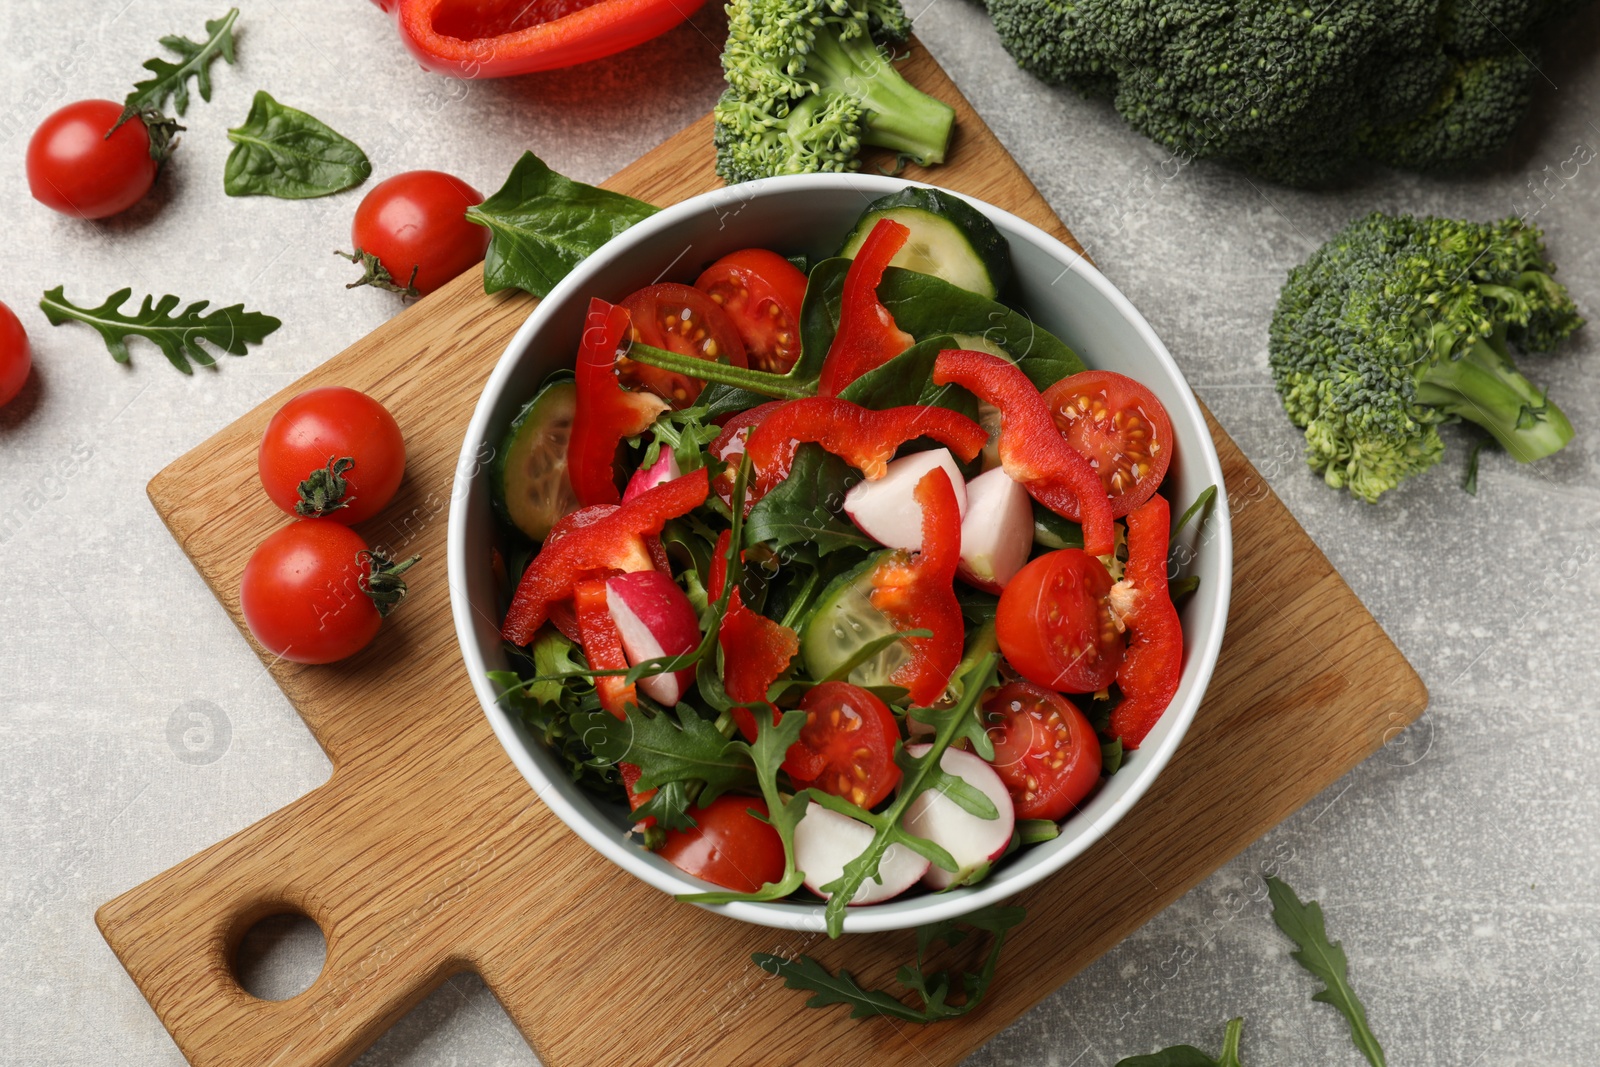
[
  {"left": 239, "top": 520, "right": 416, "bottom": 665},
  {"left": 258, "top": 387, "right": 406, "bottom": 524},
  {"left": 656, "top": 795, "right": 785, "bottom": 893},
  {"left": 0, "top": 301, "right": 31, "bottom": 408},
  {"left": 27, "top": 100, "right": 157, "bottom": 219},
  {"left": 350, "top": 170, "right": 488, "bottom": 295}
]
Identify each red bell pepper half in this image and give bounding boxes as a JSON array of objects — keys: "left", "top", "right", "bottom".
[
  {"left": 570, "top": 297, "right": 670, "bottom": 508},
  {"left": 708, "top": 531, "right": 799, "bottom": 741},
  {"left": 742, "top": 397, "right": 987, "bottom": 504},
  {"left": 375, "top": 0, "right": 705, "bottom": 78},
  {"left": 867, "top": 467, "right": 965, "bottom": 705},
  {"left": 1109, "top": 494, "right": 1183, "bottom": 749},
  {"left": 573, "top": 578, "right": 655, "bottom": 818},
  {"left": 501, "top": 469, "right": 709, "bottom": 645},
  {"left": 931, "top": 349, "right": 1116, "bottom": 557},
  {"left": 818, "top": 218, "right": 916, "bottom": 397}
]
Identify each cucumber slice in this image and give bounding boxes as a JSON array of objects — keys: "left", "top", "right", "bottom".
[
  {"left": 492, "top": 379, "right": 580, "bottom": 541},
  {"left": 838, "top": 188, "right": 1011, "bottom": 299},
  {"left": 800, "top": 552, "right": 911, "bottom": 688}
]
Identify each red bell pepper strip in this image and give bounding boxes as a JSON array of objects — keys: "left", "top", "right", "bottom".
[
  {"left": 818, "top": 219, "right": 916, "bottom": 397},
  {"left": 932, "top": 349, "right": 1116, "bottom": 556},
  {"left": 742, "top": 397, "right": 987, "bottom": 504},
  {"left": 539, "top": 503, "right": 657, "bottom": 641},
  {"left": 1109, "top": 495, "right": 1183, "bottom": 749},
  {"left": 708, "top": 531, "right": 799, "bottom": 741},
  {"left": 867, "top": 467, "right": 965, "bottom": 705},
  {"left": 501, "top": 469, "right": 709, "bottom": 645},
  {"left": 375, "top": 0, "right": 705, "bottom": 79},
  {"left": 570, "top": 297, "right": 670, "bottom": 507},
  {"left": 573, "top": 578, "right": 655, "bottom": 819}
]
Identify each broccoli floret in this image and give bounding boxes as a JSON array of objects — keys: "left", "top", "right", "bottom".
[
  {"left": 714, "top": 0, "right": 954, "bottom": 184},
  {"left": 1269, "top": 213, "right": 1583, "bottom": 502},
  {"left": 987, "top": 0, "right": 1594, "bottom": 185}
]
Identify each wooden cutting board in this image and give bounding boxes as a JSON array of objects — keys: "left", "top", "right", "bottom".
[{"left": 97, "top": 43, "right": 1427, "bottom": 1067}]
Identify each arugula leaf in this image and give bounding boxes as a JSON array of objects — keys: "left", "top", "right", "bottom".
[
  {"left": 805, "top": 651, "right": 1000, "bottom": 935},
  {"left": 752, "top": 903, "right": 1026, "bottom": 1022},
  {"left": 677, "top": 709, "right": 811, "bottom": 904},
  {"left": 1173, "top": 485, "right": 1218, "bottom": 537},
  {"left": 572, "top": 699, "right": 755, "bottom": 809},
  {"left": 1116, "top": 1018, "right": 1245, "bottom": 1067},
  {"left": 744, "top": 445, "right": 875, "bottom": 557},
  {"left": 1101, "top": 736, "right": 1125, "bottom": 774},
  {"left": 639, "top": 408, "right": 721, "bottom": 473},
  {"left": 488, "top": 631, "right": 614, "bottom": 792},
  {"left": 1267, "top": 877, "right": 1386, "bottom": 1067},
  {"left": 466, "top": 152, "right": 657, "bottom": 297},
  {"left": 39, "top": 285, "right": 280, "bottom": 374},
  {"left": 224, "top": 91, "right": 370, "bottom": 199},
  {"left": 119, "top": 8, "right": 239, "bottom": 127}
]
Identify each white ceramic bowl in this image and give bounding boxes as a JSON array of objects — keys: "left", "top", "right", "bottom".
[{"left": 449, "top": 174, "right": 1232, "bottom": 934}]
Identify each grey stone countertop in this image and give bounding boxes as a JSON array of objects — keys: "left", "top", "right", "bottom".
[{"left": 4, "top": 2, "right": 1597, "bottom": 1064}]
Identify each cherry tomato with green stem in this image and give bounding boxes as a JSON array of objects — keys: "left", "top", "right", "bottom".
[
  {"left": 348, "top": 170, "right": 488, "bottom": 296},
  {"left": 27, "top": 100, "right": 158, "bottom": 219},
  {"left": 258, "top": 387, "right": 406, "bottom": 524},
  {"left": 239, "top": 519, "right": 417, "bottom": 665}
]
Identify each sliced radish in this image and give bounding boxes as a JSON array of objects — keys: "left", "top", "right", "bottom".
[
  {"left": 957, "top": 466, "right": 1035, "bottom": 593},
  {"left": 622, "top": 449, "right": 682, "bottom": 503},
  {"left": 903, "top": 744, "right": 1015, "bottom": 890},
  {"left": 604, "top": 570, "right": 700, "bottom": 705},
  {"left": 843, "top": 448, "right": 967, "bottom": 552},
  {"left": 794, "top": 802, "right": 929, "bottom": 904}
]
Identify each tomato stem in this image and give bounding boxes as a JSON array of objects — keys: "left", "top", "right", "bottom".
[
  {"left": 360, "top": 548, "right": 420, "bottom": 617},
  {"left": 295, "top": 456, "right": 354, "bottom": 518},
  {"left": 335, "top": 248, "right": 420, "bottom": 300},
  {"left": 625, "top": 341, "right": 814, "bottom": 401}
]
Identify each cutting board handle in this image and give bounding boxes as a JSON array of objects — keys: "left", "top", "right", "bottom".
[{"left": 98, "top": 775, "right": 477, "bottom": 1067}]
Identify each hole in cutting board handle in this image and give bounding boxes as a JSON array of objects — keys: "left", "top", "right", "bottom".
[{"left": 234, "top": 911, "right": 327, "bottom": 1001}]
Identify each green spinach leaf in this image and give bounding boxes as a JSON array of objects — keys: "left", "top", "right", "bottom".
[
  {"left": 224, "top": 91, "right": 370, "bottom": 199},
  {"left": 1116, "top": 1018, "right": 1245, "bottom": 1067},
  {"left": 743, "top": 445, "right": 874, "bottom": 557},
  {"left": 466, "top": 152, "right": 657, "bottom": 297},
  {"left": 39, "top": 285, "right": 279, "bottom": 374}
]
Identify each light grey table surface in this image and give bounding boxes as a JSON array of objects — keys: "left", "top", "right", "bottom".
[{"left": 4, "top": 2, "right": 1598, "bottom": 1064}]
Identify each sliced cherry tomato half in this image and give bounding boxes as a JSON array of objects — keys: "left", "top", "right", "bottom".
[
  {"left": 617, "top": 283, "right": 747, "bottom": 407},
  {"left": 1042, "top": 371, "right": 1174, "bottom": 518},
  {"left": 783, "top": 682, "right": 903, "bottom": 809},
  {"left": 982, "top": 681, "right": 1102, "bottom": 820},
  {"left": 996, "top": 548, "right": 1125, "bottom": 693},
  {"left": 708, "top": 400, "right": 783, "bottom": 507},
  {"left": 694, "top": 249, "right": 808, "bottom": 374},
  {"left": 657, "top": 794, "right": 785, "bottom": 893}
]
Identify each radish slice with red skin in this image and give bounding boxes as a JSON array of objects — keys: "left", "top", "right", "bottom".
[
  {"left": 956, "top": 466, "right": 1035, "bottom": 593},
  {"left": 605, "top": 570, "right": 699, "bottom": 705},
  {"left": 903, "top": 744, "right": 1016, "bottom": 889},
  {"left": 794, "top": 801, "right": 929, "bottom": 904},
  {"left": 843, "top": 448, "right": 967, "bottom": 552},
  {"left": 622, "top": 449, "right": 682, "bottom": 503}
]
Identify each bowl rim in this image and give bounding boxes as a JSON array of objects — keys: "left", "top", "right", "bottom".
[{"left": 448, "top": 172, "right": 1233, "bottom": 934}]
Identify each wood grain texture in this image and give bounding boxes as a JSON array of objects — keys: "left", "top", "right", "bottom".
[{"left": 96, "top": 44, "right": 1425, "bottom": 1067}]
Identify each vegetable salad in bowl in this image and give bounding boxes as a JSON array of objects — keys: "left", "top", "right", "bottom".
[{"left": 450, "top": 176, "right": 1231, "bottom": 936}]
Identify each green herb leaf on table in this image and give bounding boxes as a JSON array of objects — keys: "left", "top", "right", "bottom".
[
  {"left": 118, "top": 7, "right": 239, "bottom": 129},
  {"left": 224, "top": 91, "right": 371, "bottom": 199},
  {"left": 39, "top": 286, "right": 280, "bottom": 374},
  {"left": 752, "top": 902, "right": 1026, "bottom": 1022},
  {"left": 466, "top": 151, "right": 658, "bottom": 298},
  {"left": 1266, "top": 876, "right": 1386, "bottom": 1067},
  {"left": 1115, "top": 1017, "right": 1245, "bottom": 1067}
]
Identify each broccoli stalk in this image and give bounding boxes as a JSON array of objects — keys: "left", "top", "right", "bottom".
[
  {"left": 1270, "top": 212, "right": 1583, "bottom": 501},
  {"left": 1412, "top": 326, "right": 1574, "bottom": 463},
  {"left": 713, "top": 0, "right": 954, "bottom": 184}
]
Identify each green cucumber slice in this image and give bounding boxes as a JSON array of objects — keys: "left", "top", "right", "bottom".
[
  {"left": 492, "top": 379, "right": 579, "bottom": 541},
  {"left": 799, "top": 551, "right": 911, "bottom": 688},
  {"left": 838, "top": 188, "right": 1011, "bottom": 299}
]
